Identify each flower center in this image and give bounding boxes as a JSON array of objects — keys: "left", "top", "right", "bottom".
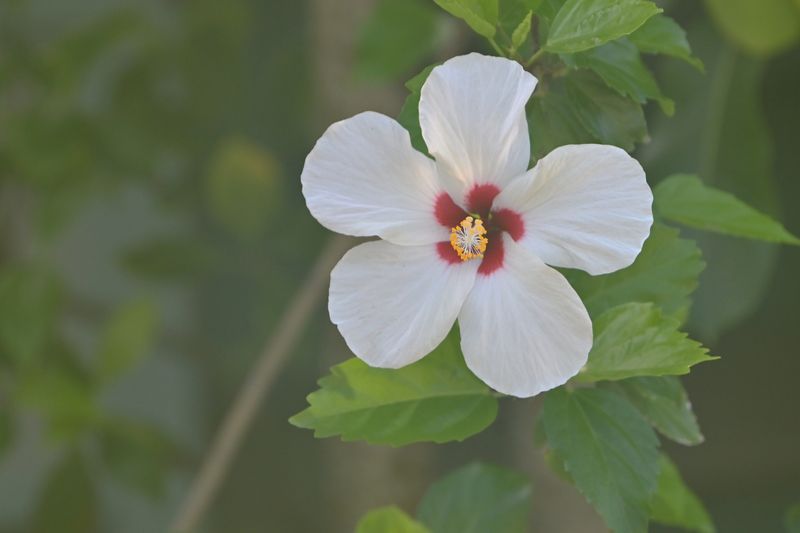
[{"left": 450, "top": 216, "right": 488, "bottom": 261}]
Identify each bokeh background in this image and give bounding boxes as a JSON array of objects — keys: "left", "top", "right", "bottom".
[{"left": 0, "top": 0, "right": 798, "bottom": 532}]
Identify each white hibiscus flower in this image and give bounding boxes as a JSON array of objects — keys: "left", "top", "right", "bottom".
[{"left": 301, "top": 53, "right": 653, "bottom": 398}]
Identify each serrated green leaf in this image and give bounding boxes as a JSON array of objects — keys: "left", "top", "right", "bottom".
[
  {"left": 650, "top": 455, "right": 715, "bottom": 533},
  {"left": 705, "top": 0, "right": 800, "bottom": 56},
  {"left": 565, "top": 224, "right": 705, "bottom": 318},
  {"left": 433, "top": 0, "right": 499, "bottom": 38},
  {"left": 544, "top": 0, "right": 661, "bottom": 53},
  {"left": 290, "top": 334, "right": 498, "bottom": 446},
  {"left": 510, "top": 11, "right": 533, "bottom": 50},
  {"left": 417, "top": 462, "right": 531, "bottom": 533},
  {"left": 357, "top": 506, "right": 430, "bottom": 533},
  {"left": 527, "top": 69, "right": 647, "bottom": 158},
  {"left": 98, "top": 298, "right": 157, "bottom": 382},
  {"left": 564, "top": 39, "right": 674, "bottom": 115},
  {"left": 654, "top": 174, "right": 800, "bottom": 245},
  {"left": 577, "top": 303, "right": 716, "bottom": 383},
  {"left": 356, "top": 0, "right": 438, "bottom": 81},
  {"left": 99, "top": 419, "right": 176, "bottom": 498},
  {"left": 543, "top": 387, "right": 660, "bottom": 533},
  {"left": 398, "top": 64, "right": 437, "bottom": 154},
  {"left": 614, "top": 376, "right": 704, "bottom": 446},
  {"left": 32, "top": 453, "right": 99, "bottom": 533},
  {"left": 786, "top": 503, "right": 800, "bottom": 533},
  {"left": 0, "top": 266, "right": 61, "bottom": 365},
  {"left": 562, "top": 70, "right": 647, "bottom": 151},
  {"left": 629, "top": 15, "right": 703, "bottom": 70}
]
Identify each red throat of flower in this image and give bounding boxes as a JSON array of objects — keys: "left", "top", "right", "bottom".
[{"left": 434, "top": 184, "right": 524, "bottom": 275}]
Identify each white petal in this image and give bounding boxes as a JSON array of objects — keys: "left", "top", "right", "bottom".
[
  {"left": 302, "top": 111, "right": 448, "bottom": 245},
  {"left": 419, "top": 53, "right": 537, "bottom": 200},
  {"left": 493, "top": 144, "right": 653, "bottom": 275},
  {"left": 458, "top": 237, "right": 592, "bottom": 398},
  {"left": 329, "top": 240, "right": 477, "bottom": 368}
]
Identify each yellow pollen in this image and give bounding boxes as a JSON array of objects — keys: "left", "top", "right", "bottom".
[{"left": 450, "top": 216, "right": 488, "bottom": 261}]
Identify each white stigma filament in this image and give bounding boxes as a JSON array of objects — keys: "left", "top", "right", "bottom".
[{"left": 450, "top": 216, "right": 488, "bottom": 261}]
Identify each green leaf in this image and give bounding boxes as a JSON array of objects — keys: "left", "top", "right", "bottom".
[
  {"left": 356, "top": 506, "right": 430, "bottom": 533},
  {"left": 565, "top": 224, "right": 705, "bottom": 319},
  {"left": 786, "top": 503, "right": 800, "bottom": 533},
  {"left": 398, "top": 64, "right": 437, "bottom": 154},
  {"left": 564, "top": 39, "right": 674, "bottom": 115},
  {"left": 614, "top": 376, "right": 704, "bottom": 446},
  {"left": 543, "top": 387, "right": 660, "bottom": 533},
  {"left": 544, "top": 0, "right": 662, "bottom": 53},
  {"left": 356, "top": 0, "right": 438, "bottom": 81},
  {"left": 577, "top": 303, "right": 716, "bottom": 383},
  {"left": 32, "top": 453, "right": 99, "bottom": 533},
  {"left": 417, "top": 462, "right": 531, "bottom": 533},
  {"left": 528, "top": 69, "right": 647, "bottom": 158},
  {"left": 654, "top": 174, "right": 800, "bottom": 245},
  {"left": 205, "top": 137, "right": 282, "bottom": 238},
  {"left": 433, "top": 0, "right": 499, "bottom": 38},
  {"left": 99, "top": 419, "right": 176, "bottom": 498},
  {"left": 510, "top": 11, "right": 533, "bottom": 51},
  {"left": 290, "top": 333, "right": 498, "bottom": 446},
  {"left": 629, "top": 15, "right": 703, "bottom": 70},
  {"left": 704, "top": 0, "right": 800, "bottom": 56},
  {"left": 0, "top": 266, "right": 61, "bottom": 365},
  {"left": 650, "top": 455, "right": 715, "bottom": 533},
  {"left": 97, "top": 298, "right": 157, "bottom": 382},
  {"left": 499, "top": 0, "right": 541, "bottom": 48}
]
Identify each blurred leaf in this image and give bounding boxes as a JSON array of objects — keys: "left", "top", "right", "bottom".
[
  {"left": 528, "top": 69, "right": 647, "bottom": 158},
  {"left": 99, "top": 418, "right": 176, "bottom": 498},
  {"left": 786, "top": 503, "right": 800, "bottom": 533},
  {"left": 564, "top": 39, "right": 674, "bottom": 115},
  {"left": 417, "top": 463, "right": 531, "bottom": 533},
  {"left": 576, "top": 303, "right": 715, "bottom": 383},
  {"left": 356, "top": 0, "right": 438, "bottom": 81},
  {"left": 0, "top": 407, "right": 12, "bottom": 456},
  {"left": 357, "top": 506, "right": 430, "bottom": 533},
  {"left": 398, "top": 64, "right": 437, "bottom": 153},
  {"left": 122, "top": 236, "right": 215, "bottom": 282},
  {"left": 510, "top": 11, "right": 533, "bottom": 51},
  {"left": 654, "top": 174, "right": 800, "bottom": 244},
  {"left": 544, "top": 0, "right": 661, "bottom": 53},
  {"left": 704, "top": 0, "right": 799, "bottom": 56},
  {"left": 205, "top": 137, "right": 282, "bottom": 238},
  {"left": 17, "top": 369, "right": 99, "bottom": 441},
  {"left": 650, "top": 455, "right": 715, "bottom": 533},
  {"left": 0, "top": 266, "right": 61, "bottom": 364},
  {"left": 433, "top": 0, "right": 499, "bottom": 37},
  {"left": 565, "top": 224, "right": 705, "bottom": 319},
  {"left": 32, "top": 452, "right": 98, "bottom": 533},
  {"left": 542, "top": 387, "right": 660, "bottom": 533},
  {"left": 290, "top": 333, "right": 498, "bottom": 446},
  {"left": 613, "top": 376, "right": 704, "bottom": 446},
  {"left": 629, "top": 15, "right": 703, "bottom": 70},
  {"left": 97, "top": 298, "right": 157, "bottom": 382}
]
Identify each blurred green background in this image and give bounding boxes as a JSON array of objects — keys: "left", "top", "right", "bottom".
[{"left": 0, "top": 0, "right": 798, "bottom": 532}]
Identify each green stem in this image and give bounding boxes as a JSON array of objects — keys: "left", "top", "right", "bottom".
[
  {"left": 488, "top": 37, "right": 506, "bottom": 57},
  {"left": 525, "top": 47, "right": 547, "bottom": 67}
]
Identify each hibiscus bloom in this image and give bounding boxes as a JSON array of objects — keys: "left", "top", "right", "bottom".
[{"left": 301, "top": 53, "right": 652, "bottom": 397}]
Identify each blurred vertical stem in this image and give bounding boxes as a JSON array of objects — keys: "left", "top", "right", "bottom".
[{"left": 170, "top": 235, "right": 353, "bottom": 533}]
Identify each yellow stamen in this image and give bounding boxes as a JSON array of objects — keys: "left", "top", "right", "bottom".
[{"left": 450, "top": 216, "right": 488, "bottom": 261}]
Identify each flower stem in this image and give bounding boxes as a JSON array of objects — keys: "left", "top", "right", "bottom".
[{"left": 525, "top": 48, "right": 547, "bottom": 67}]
